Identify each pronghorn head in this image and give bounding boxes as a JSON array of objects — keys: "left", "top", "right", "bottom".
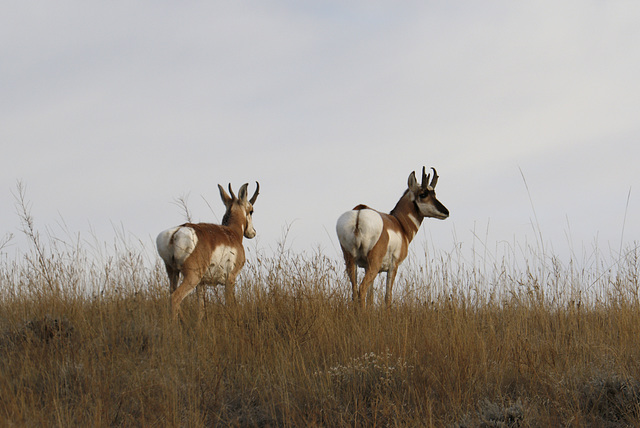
[
  {"left": 218, "top": 182, "right": 260, "bottom": 238},
  {"left": 407, "top": 167, "right": 449, "bottom": 220}
]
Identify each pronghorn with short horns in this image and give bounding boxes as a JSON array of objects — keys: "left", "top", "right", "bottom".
[
  {"left": 336, "top": 167, "right": 449, "bottom": 308},
  {"left": 156, "top": 182, "right": 259, "bottom": 320}
]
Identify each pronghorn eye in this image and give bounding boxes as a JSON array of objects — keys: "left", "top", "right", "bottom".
[{"left": 419, "top": 190, "right": 430, "bottom": 199}]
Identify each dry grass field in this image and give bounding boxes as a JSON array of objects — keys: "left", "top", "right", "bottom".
[{"left": 1, "top": 199, "right": 639, "bottom": 426}]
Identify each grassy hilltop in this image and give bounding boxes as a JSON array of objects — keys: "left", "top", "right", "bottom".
[{"left": 1, "top": 205, "right": 640, "bottom": 426}]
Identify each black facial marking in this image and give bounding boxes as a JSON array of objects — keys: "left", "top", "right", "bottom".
[{"left": 436, "top": 199, "right": 450, "bottom": 216}]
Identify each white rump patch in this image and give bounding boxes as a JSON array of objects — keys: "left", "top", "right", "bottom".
[
  {"left": 336, "top": 209, "right": 384, "bottom": 266},
  {"left": 156, "top": 226, "right": 198, "bottom": 269}
]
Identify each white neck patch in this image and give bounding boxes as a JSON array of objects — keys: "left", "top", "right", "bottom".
[{"left": 407, "top": 212, "right": 421, "bottom": 231}]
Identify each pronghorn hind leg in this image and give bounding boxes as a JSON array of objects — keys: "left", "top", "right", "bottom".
[
  {"left": 165, "top": 264, "right": 180, "bottom": 293},
  {"left": 342, "top": 251, "right": 358, "bottom": 302},
  {"left": 360, "top": 248, "right": 384, "bottom": 308},
  {"left": 170, "top": 270, "right": 202, "bottom": 321},
  {"left": 358, "top": 268, "right": 379, "bottom": 309},
  {"left": 366, "top": 279, "right": 375, "bottom": 307}
]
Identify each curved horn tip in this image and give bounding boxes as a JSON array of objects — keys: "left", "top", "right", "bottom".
[
  {"left": 430, "top": 167, "right": 439, "bottom": 188},
  {"left": 250, "top": 181, "right": 260, "bottom": 204},
  {"left": 228, "top": 183, "right": 236, "bottom": 199}
]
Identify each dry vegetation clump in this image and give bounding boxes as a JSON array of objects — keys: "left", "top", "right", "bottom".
[{"left": 1, "top": 195, "right": 640, "bottom": 426}]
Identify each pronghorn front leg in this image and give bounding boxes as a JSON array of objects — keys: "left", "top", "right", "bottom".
[
  {"left": 384, "top": 266, "right": 398, "bottom": 307},
  {"left": 224, "top": 274, "right": 238, "bottom": 306}
]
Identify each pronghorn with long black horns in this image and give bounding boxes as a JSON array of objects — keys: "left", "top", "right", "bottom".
[
  {"left": 336, "top": 167, "right": 449, "bottom": 308},
  {"left": 156, "top": 182, "right": 259, "bottom": 320}
]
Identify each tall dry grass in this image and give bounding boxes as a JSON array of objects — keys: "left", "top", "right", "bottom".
[{"left": 1, "top": 190, "right": 640, "bottom": 426}]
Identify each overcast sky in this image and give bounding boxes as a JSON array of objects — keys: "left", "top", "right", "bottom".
[{"left": 2, "top": 1, "right": 639, "bottom": 267}]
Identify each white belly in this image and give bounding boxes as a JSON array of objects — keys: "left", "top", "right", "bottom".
[
  {"left": 379, "top": 229, "right": 402, "bottom": 272},
  {"left": 202, "top": 245, "right": 239, "bottom": 285}
]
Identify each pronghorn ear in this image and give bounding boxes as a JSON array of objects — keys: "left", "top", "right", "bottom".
[
  {"left": 237, "top": 183, "right": 250, "bottom": 202},
  {"left": 407, "top": 171, "right": 420, "bottom": 194},
  {"left": 218, "top": 184, "right": 233, "bottom": 206}
]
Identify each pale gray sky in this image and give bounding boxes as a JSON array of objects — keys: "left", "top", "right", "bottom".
[{"left": 2, "top": 1, "right": 639, "bottom": 265}]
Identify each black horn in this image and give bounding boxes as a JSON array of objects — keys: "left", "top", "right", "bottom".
[
  {"left": 421, "top": 166, "right": 430, "bottom": 189},
  {"left": 250, "top": 181, "right": 260, "bottom": 204},
  {"left": 228, "top": 183, "right": 236, "bottom": 200},
  {"left": 430, "top": 167, "right": 439, "bottom": 188}
]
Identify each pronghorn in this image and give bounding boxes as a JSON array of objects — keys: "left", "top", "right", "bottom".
[
  {"left": 156, "top": 182, "right": 259, "bottom": 320},
  {"left": 336, "top": 167, "right": 449, "bottom": 308}
]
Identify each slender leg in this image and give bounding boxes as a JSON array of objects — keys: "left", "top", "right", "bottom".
[
  {"left": 366, "top": 279, "right": 375, "bottom": 307},
  {"left": 359, "top": 246, "right": 385, "bottom": 308},
  {"left": 224, "top": 275, "right": 237, "bottom": 306},
  {"left": 385, "top": 266, "right": 398, "bottom": 307},
  {"left": 165, "top": 264, "right": 180, "bottom": 293},
  {"left": 358, "top": 268, "right": 379, "bottom": 309},
  {"left": 343, "top": 252, "right": 358, "bottom": 302},
  {"left": 170, "top": 270, "right": 202, "bottom": 321}
]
